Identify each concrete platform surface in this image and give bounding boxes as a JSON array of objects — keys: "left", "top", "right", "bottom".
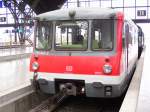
[
  {"left": 0, "top": 47, "right": 47, "bottom": 112},
  {"left": 0, "top": 58, "right": 33, "bottom": 93},
  {"left": 0, "top": 47, "right": 32, "bottom": 62},
  {"left": 0, "top": 47, "right": 32, "bottom": 57},
  {"left": 136, "top": 38, "right": 150, "bottom": 112},
  {"left": 0, "top": 57, "right": 35, "bottom": 112}
]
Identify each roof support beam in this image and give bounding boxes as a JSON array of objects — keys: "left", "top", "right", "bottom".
[{"left": 133, "top": 19, "right": 150, "bottom": 23}]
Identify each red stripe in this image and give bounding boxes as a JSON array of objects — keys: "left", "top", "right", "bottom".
[{"left": 30, "top": 54, "right": 121, "bottom": 76}]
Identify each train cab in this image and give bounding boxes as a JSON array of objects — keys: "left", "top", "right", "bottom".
[{"left": 30, "top": 8, "right": 139, "bottom": 98}]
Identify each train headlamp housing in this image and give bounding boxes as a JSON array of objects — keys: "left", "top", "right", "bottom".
[
  {"left": 32, "top": 61, "right": 39, "bottom": 71},
  {"left": 103, "top": 64, "right": 112, "bottom": 74}
]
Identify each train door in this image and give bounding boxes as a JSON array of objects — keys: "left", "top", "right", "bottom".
[
  {"left": 124, "top": 22, "right": 129, "bottom": 74},
  {"left": 124, "top": 22, "right": 138, "bottom": 74}
]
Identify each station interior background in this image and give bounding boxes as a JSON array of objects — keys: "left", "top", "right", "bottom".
[
  {"left": 0, "top": 1, "right": 149, "bottom": 111},
  {"left": 0, "top": 0, "right": 150, "bottom": 45}
]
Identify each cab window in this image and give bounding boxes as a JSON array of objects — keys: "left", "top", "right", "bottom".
[
  {"left": 55, "top": 20, "right": 88, "bottom": 50},
  {"left": 91, "top": 19, "right": 114, "bottom": 50},
  {"left": 35, "top": 21, "right": 52, "bottom": 50}
]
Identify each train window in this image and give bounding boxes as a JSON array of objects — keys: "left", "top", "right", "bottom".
[
  {"left": 127, "top": 24, "right": 136, "bottom": 47},
  {"left": 125, "top": 23, "right": 132, "bottom": 48},
  {"left": 35, "top": 21, "right": 52, "bottom": 50},
  {"left": 91, "top": 19, "right": 113, "bottom": 50},
  {"left": 134, "top": 28, "right": 138, "bottom": 44},
  {"left": 55, "top": 20, "right": 88, "bottom": 50},
  {"left": 129, "top": 28, "right": 133, "bottom": 45},
  {"left": 122, "top": 22, "right": 126, "bottom": 48}
]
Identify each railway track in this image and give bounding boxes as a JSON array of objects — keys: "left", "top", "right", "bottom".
[
  {"left": 29, "top": 77, "right": 126, "bottom": 112},
  {"left": 29, "top": 72, "right": 129, "bottom": 112},
  {"left": 29, "top": 69, "right": 133, "bottom": 112},
  {"left": 29, "top": 98, "right": 50, "bottom": 112},
  {"left": 29, "top": 87, "right": 70, "bottom": 112},
  {"left": 55, "top": 96, "right": 124, "bottom": 112},
  {"left": 29, "top": 95, "right": 124, "bottom": 112}
]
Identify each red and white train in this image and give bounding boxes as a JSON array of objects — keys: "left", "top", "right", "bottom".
[{"left": 30, "top": 8, "right": 143, "bottom": 98}]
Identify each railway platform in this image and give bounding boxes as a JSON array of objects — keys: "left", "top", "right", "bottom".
[
  {"left": 0, "top": 47, "right": 33, "bottom": 93},
  {"left": 0, "top": 47, "right": 33, "bottom": 111},
  {"left": 136, "top": 38, "right": 150, "bottom": 112},
  {"left": 0, "top": 47, "right": 44, "bottom": 112},
  {"left": 0, "top": 47, "right": 32, "bottom": 62}
]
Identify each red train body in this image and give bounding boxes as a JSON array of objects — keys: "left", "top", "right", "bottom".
[{"left": 30, "top": 8, "right": 139, "bottom": 98}]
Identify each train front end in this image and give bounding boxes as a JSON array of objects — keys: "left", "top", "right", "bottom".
[{"left": 30, "top": 8, "right": 126, "bottom": 98}]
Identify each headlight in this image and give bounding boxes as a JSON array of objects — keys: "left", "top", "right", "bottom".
[
  {"left": 32, "top": 61, "right": 39, "bottom": 71},
  {"left": 103, "top": 64, "right": 112, "bottom": 74}
]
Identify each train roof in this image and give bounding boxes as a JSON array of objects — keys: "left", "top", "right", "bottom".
[{"left": 35, "top": 8, "right": 122, "bottom": 21}]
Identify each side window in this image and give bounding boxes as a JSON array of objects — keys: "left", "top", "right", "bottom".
[
  {"left": 124, "top": 22, "right": 138, "bottom": 49},
  {"left": 125, "top": 23, "right": 133, "bottom": 48},
  {"left": 124, "top": 23, "right": 129, "bottom": 48},
  {"left": 128, "top": 24, "right": 138, "bottom": 46},
  {"left": 134, "top": 28, "right": 138, "bottom": 44},
  {"left": 128, "top": 26, "right": 133, "bottom": 46},
  {"left": 35, "top": 21, "right": 52, "bottom": 50},
  {"left": 122, "top": 22, "right": 126, "bottom": 48}
]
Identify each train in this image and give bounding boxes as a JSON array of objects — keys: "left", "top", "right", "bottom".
[{"left": 30, "top": 8, "right": 144, "bottom": 98}]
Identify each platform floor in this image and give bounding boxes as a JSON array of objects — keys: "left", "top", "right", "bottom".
[
  {"left": 0, "top": 47, "right": 32, "bottom": 57},
  {"left": 0, "top": 47, "right": 33, "bottom": 97},
  {"left": 0, "top": 58, "right": 32, "bottom": 94},
  {"left": 136, "top": 37, "right": 150, "bottom": 112}
]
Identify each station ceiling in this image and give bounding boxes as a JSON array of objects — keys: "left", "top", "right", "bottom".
[{"left": 24, "top": 0, "right": 67, "bottom": 14}]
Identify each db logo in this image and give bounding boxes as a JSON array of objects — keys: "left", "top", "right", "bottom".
[{"left": 66, "top": 65, "right": 73, "bottom": 72}]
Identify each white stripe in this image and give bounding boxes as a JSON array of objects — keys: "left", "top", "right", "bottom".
[{"left": 37, "top": 72, "right": 126, "bottom": 85}]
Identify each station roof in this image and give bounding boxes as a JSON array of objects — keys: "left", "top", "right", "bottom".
[{"left": 24, "top": 0, "right": 67, "bottom": 14}]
